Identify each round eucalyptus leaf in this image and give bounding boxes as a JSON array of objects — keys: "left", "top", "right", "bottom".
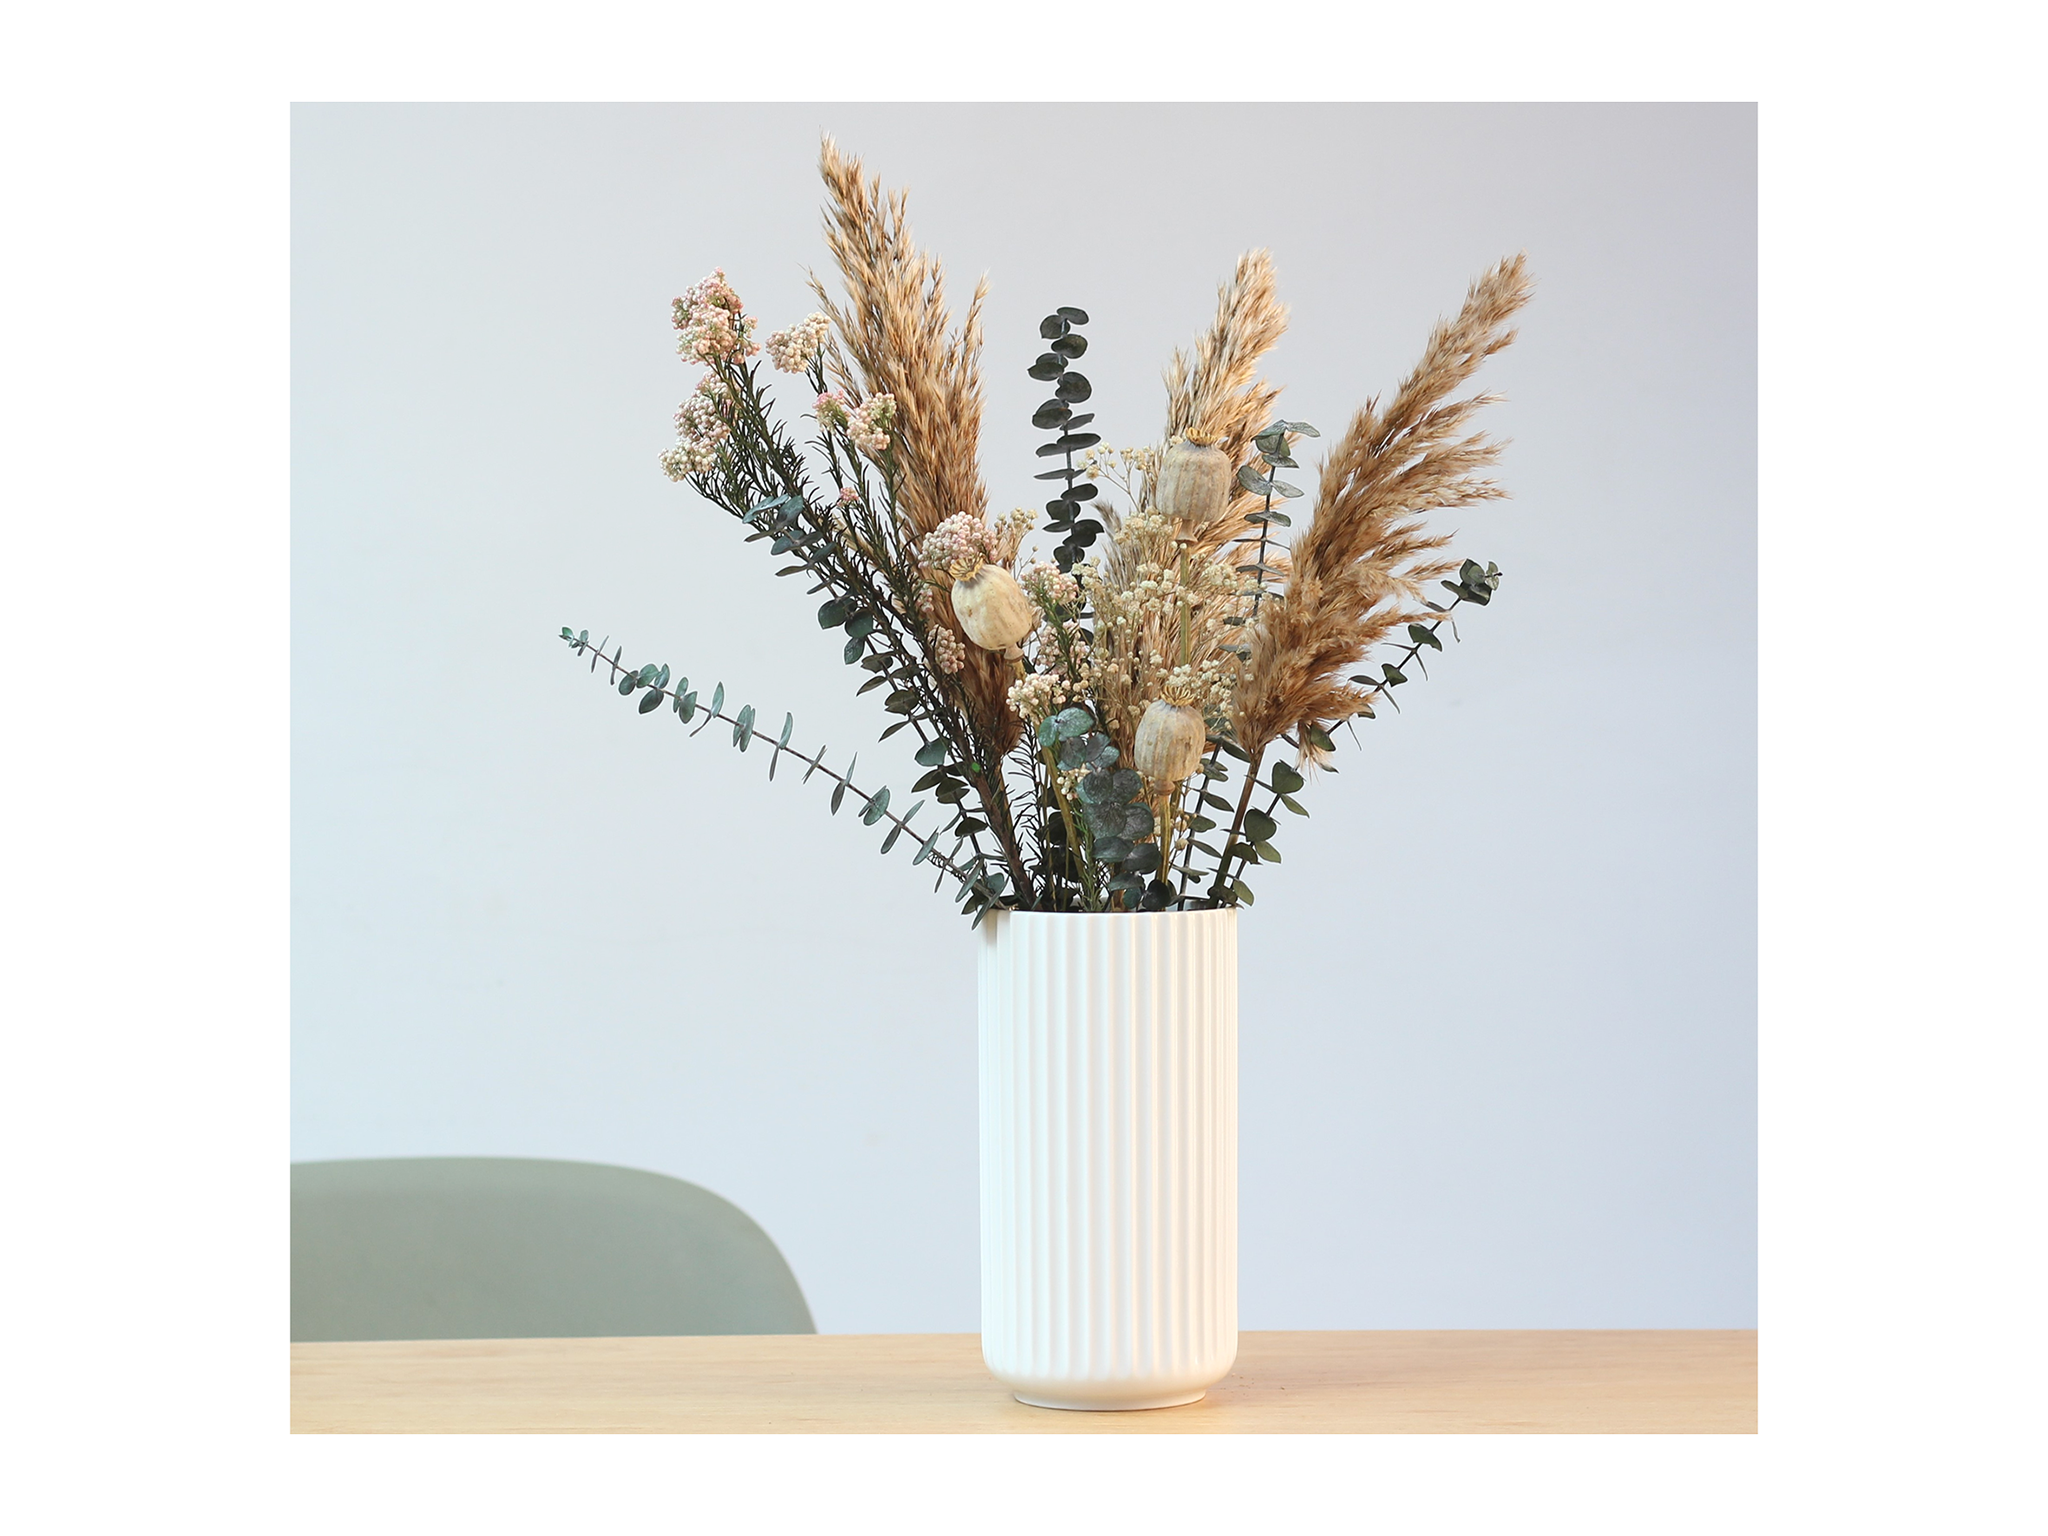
[
  {"left": 1056, "top": 306, "right": 1090, "bottom": 324},
  {"left": 1109, "top": 769, "right": 1144, "bottom": 803},
  {"left": 1121, "top": 803, "right": 1154, "bottom": 838},
  {"left": 1094, "top": 835, "right": 1133, "bottom": 864},
  {"left": 1054, "top": 373, "right": 1093, "bottom": 403},
  {"left": 1122, "top": 842, "right": 1161, "bottom": 876},
  {"left": 1039, "top": 315, "right": 1069, "bottom": 339},
  {"left": 1027, "top": 353, "right": 1067, "bottom": 380},
  {"left": 1076, "top": 771, "right": 1116, "bottom": 806},
  {"left": 1051, "top": 707, "right": 1094, "bottom": 740}
]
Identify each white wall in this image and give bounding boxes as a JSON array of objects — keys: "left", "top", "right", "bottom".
[{"left": 292, "top": 103, "right": 1755, "bottom": 1331}]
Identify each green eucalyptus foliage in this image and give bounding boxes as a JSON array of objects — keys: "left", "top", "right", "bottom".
[{"left": 1027, "top": 308, "right": 1102, "bottom": 574}]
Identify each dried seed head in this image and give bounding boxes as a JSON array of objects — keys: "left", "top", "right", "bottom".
[
  {"left": 1133, "top": 698, "right": 1207, "bottom": 786},
  {"left": 950, "top": 563, "right": 1036, "bottom": 652},
  {"left": 1153, "top": 439, "right": 1232, "bottom": 532}
]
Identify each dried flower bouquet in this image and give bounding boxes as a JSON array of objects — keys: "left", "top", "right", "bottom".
[{"left": 563, "top": 140, "right": 1531, "bottom": 922}]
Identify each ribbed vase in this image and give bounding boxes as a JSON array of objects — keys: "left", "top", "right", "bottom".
[{"left": 977, "top": 909, "right": 1238, "bottom": 1410}]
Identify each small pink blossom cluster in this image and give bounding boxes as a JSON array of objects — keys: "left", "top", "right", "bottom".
[
  {"left": 660, "top": 375, "right": 731, "bottom": 481},
  {"left": 660, "top": 438, "right": 719, "bottom": 479},
  {"left": 671, "top": 269, "right": 758, "bottom": 364},
  {"left": 765, "top": 312, "right": 831, "bottom": 373},
  {"left": 919, "top": 511, "right": 1002, "bottom": 574},
  {"left": 1019, "top": 560, "right": 1082, "bottom": 614},
  {"left": 844, "top": 393, "right": 896, "bottom": 454},
  {"left": 990, "top": 506, "right": 1036, "bottom": 565},
  {"left": 816, "top": 390, "right": 896, "bottom": 453},
  {"left": 1008, "top": 669, "right": 1080, "bottom": 724},
  {"left": 915, "top": 585, "right": 968, "bottom": 673},
  {"left": 835, "top": 486, "right": 861, "bottom": 507}
]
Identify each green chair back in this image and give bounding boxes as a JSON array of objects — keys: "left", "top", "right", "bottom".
[{"left": 291, "top": 1157, "right": 815, "bottom": 1342}]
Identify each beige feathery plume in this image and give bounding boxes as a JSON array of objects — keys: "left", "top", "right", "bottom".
[
  {"left": 1231, "top": 253, "right": 1534, "bottom": 758},
  {"left": 808, "top": 138, "right": 1020, "bottom": 754},
  {"left": 1162, "top": 250, "right": 1291, "bottom": 563},
  {"left": 809, "top": 137, "right": 988, "bottom": 541},
  {"left": 1164, "top": 249, "right": 1289, "bottom": 454}
]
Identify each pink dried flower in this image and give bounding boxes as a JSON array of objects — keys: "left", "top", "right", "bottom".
[
  {"left": 671, "top": 268, "right": 758, "bottom": 363},
  {"left": 765, "top": 312, "right": 831, "bottom": 373}
]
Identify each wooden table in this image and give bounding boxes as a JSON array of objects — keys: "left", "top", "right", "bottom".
[{"left": 291, "top": 1330, "right": 1755, "bottom": 1433}]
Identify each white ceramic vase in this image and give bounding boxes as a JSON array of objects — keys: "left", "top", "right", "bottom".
[{"left": 977, "top": 909, "right": 1239, "bottom": 1410}]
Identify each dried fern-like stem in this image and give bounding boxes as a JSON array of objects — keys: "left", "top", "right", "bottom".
[
  {"left": 808, "top": 136, "right": 1022, "bottom": 760},
  {"left": 1230, "top": 252, "right": 1534, "bottom": 758}
]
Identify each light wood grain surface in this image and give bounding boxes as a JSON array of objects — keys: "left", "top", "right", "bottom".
[{"left": 291, "top": 1329, "right": 1755, "bottom": 1433}]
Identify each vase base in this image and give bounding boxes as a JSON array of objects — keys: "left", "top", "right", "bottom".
[{"left": 1013, "top": 1389, "right": 1208, "bottom": 1412}]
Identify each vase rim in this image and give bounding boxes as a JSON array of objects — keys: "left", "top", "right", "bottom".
[{"left": 989, "top": 908, "right": 1237, "bottom": 919}]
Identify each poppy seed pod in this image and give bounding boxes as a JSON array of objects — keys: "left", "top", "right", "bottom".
[
  {"left": 1133, "top": 698, "right": 1207, "bottom": 786},
  {"left": 950, "top": 562, "right": 1037, "bottom": 653},
  {"left": 1152, "top": 436, "right": 1232, "bottom": 530}
]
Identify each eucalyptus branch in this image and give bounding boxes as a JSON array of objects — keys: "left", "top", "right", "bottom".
[
  {"left": 561, "top": 628, "right": 992, "bottom": 891},
  {"left": 1025, "top": 306, "right": 1102, "bottom": 575}
]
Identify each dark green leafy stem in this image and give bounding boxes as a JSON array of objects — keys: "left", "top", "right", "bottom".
[
  {"left": 676, "top": 346, "right": 1033, "bottom": 902},
  {"left": 560, "top": 628, "right": 1019, "bottom": 906},
  {"left": 1027, "top": 307, "right": 1102, "bottom": 575},
  {"left": 1235, "top": 419, "right": 1318, "bottom": 620},
  {"left": 1199, "top": 559, "right": 1503, "bottom": 905}
]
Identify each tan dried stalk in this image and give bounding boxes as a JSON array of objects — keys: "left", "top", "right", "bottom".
[
  {"left": 1230, "top": 253, "right": 1534, "bottom": 757},
  {"left": 808, "top": 137, "right": 1020, "bottom": 753}
]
